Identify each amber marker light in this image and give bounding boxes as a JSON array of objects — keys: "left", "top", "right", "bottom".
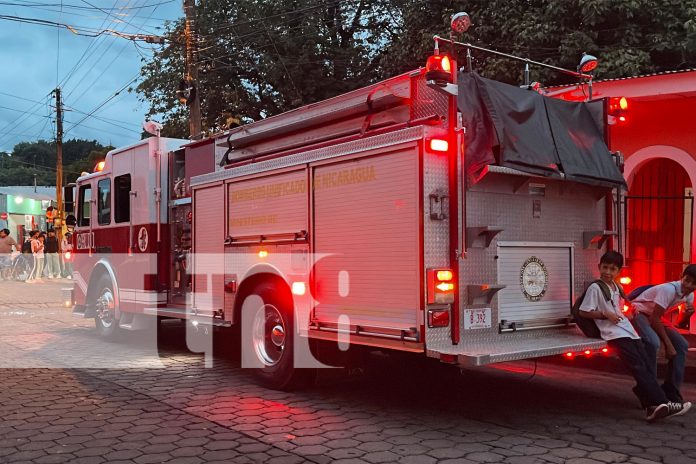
[
  {"left": 258, "top": 249, "right": 268, "bottom": 258},
  {"left": 94, "top": 161, "right": 106, "bottom": 172},
  {"left": 436, "top": 270, "right": 453, "bottom": 281}
]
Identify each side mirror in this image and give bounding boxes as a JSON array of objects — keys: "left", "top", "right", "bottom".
[
  {"left": 64, "top": 184, "right": 75, "bottom": 214},
  {"left": 65, "top": 214, "right": 77, "bottom": 232}
]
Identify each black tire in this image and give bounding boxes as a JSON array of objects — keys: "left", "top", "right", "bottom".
[
  {"left": 93, "top": 275, "right": 120, "bottom": 340},
  {"left": 241, "top": 282, "right": 315, "bottom": 391}
]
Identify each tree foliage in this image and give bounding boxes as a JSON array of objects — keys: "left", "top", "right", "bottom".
[
  {"left": 136, "top": 0, "right": 696, "bottom": 135},
  {"left": 0, "top": 139, "right": 112, "bottom": 187},
  {"left": 137, "top": 0, "right": 395, "bottom": 138},
  {"left": 380, "top": 0, "right": 696, "bottom": 86}
]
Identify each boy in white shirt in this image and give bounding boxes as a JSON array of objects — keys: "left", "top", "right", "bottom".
[
  {"left": 578, "top": 251, "right": 690, "bottom": 421},
  {"left": 631, "top": 265, "right": 696, "bottom": 404}
]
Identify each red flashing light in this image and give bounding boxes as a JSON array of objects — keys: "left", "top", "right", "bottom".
[
  {"left": 608, "top": 97, "right": 629, "bottom": 124},
  {"left": 425, "top": 54, "right": 453, "bottom": 86},
  {"left": 622, "top": 304, "right": 630, "bottom": 313},
  {"left": 94, "top": 161, "right": 106, "bottom": 172},
  {"left": 602, "top": 348, "right": 609, "bottom": 354},
  {"left": 584, "top": 350, "right": 591, "bottom": 356},
  {"left": 619, "top": 276, "right": 631, "bottom": 285},
  {"left": 565, "top": 352, "right": 574, "bottom": 358}
]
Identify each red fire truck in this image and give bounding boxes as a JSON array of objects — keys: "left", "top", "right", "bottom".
[{"left": 67, "top": 40, "right": 627, "bottom": 389}]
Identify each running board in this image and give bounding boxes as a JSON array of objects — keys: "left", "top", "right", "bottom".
[
  {"left": 143, "top": 307, "right": 232, "bottom": 327},
  {"left": 428, "top": 329, "right": 606, "bottom": 367}
]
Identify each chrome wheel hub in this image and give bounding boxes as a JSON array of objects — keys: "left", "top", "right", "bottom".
[
  {"left": 251, "top": 304, "right": 286, "bottom": 367},
  {"left": 96, "top": 288, "right": 115, "bottom": 328}
]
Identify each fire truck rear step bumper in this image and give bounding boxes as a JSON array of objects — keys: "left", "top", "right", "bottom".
[{"left": 428, "top": 330, "right": 606, "bottom": 367}]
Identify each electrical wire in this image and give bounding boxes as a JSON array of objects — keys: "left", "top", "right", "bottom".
[{"left": 64, "top": 73, "right": 140, "bottom": 136}]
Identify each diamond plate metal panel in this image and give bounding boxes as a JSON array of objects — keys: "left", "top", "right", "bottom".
[
  {"left": 426, "top": 171, "right": 610, "bottom": 361},
  {"left": 412, "top": 72, "right": 449, "bottom": 123},
  {"left": 422, "top": 138, "right": 452, "bottom": 348}
]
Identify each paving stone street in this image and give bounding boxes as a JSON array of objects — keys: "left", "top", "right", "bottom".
[{"left": 1, "top": 280, "right": 695, "bottom": 464}]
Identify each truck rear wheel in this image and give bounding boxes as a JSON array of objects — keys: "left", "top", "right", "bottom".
[
  {"left": 93, "top": 275, "right": 120, "bottom": 340},
  {"left": 243, "top": 283, "right": 314, "bottom": 391}
]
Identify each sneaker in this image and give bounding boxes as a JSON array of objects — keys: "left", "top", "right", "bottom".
[
  {"left": 646, "top": 403, "right": 669, "bottom": 422},
  {"left": 66, "top": 275, "right": 72, "bottom": 280},
  {"left": 667, "top": 401, "right": 692, "bottom": 417}
]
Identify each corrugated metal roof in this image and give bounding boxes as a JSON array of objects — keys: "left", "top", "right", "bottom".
[{"left": 0, "top": 186, "right": 56, "bottom": 201}]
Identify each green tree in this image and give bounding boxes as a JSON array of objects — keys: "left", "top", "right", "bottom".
[
  {"left": 0, "top": 139, "right": 112, "bottom": 187},
  {"left": 136, "top": 0, "right": 395, "bottom": 138},
  {"left": 379, "top": 0, "right": 696, "bottom": 86}
]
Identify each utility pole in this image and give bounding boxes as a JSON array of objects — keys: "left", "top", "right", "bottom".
[
  {"left": 55, "top": 88, "right": 63, "bottom": 237},
  {"left": 183, "top": 0, "right": 202, "bottom": 140}
]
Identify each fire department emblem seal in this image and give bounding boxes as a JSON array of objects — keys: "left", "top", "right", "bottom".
[
  {"left": 138, "top": 227, "right": 149, "bottom": 252},
  {"left": 520, "top": 256, "right": 548, "bottom": 302}
]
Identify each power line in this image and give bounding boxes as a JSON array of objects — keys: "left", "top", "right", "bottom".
[
  {"left": 0, "top": 154, "right": 85, "bottom": 175},
  {"left": 64, "top": 74, "right": 140, "bottom": 136}
]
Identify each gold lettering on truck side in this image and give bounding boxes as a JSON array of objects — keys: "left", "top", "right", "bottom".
[
  {"left": 231, "top": 179, "right": 307, "bottom": 203},
  {"left": 230, "top": 215, "right": 279, "bottom": 227},
  {"left": 314, "top": 165, "right": 377, "bottom": 190}
]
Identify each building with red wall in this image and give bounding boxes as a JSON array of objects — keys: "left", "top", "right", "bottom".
[{"left": 548, "top": 70, "right": 696, "bottom": 287}]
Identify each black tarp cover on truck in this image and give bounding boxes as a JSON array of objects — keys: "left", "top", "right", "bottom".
[{"left": 458, "top": 72, "right": 626, "bottom": 188}]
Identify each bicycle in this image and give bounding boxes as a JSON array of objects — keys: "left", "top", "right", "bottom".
[{"left": 8, "top": 253, "right": 32, "bottom": 281}]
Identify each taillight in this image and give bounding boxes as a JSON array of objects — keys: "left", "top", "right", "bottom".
[{"left": 427, "top": 268, "right": 455, "bottom": 304}]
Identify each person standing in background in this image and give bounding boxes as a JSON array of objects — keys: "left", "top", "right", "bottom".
[
  {"left": 0, "top": 228, "right": 19, "bottom": 279},
  {"left": 61, "top": 232, "right": 73, "bottom": 279},
  {"left": 44, "top": 229, "right": 60, "bottom": 278},
  {"left": 26, "top": 230, "right": 44, "bottom": 283}
]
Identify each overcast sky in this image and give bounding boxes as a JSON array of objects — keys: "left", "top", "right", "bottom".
[{"left": 0, "top": 0, "right": 182, "bottom": 154}]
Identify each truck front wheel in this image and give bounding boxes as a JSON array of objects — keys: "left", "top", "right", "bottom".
[
  {"left": 242, "top": 283, "right": 314, "bottom": 391},
  {"left": 93, "top": 275, "right": 119, "bottom": 340}
]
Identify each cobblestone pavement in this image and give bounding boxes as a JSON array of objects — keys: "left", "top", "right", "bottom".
[{"left": 1, "top": 280, "right": 695, "bottom": 464}]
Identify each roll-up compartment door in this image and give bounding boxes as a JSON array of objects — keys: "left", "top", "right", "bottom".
[
  {"left": 312, "top": 148, "right": 420, "bottom": 331},
  {"left": 193, "top": 184, "right": 224, "bottom": 314}
]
